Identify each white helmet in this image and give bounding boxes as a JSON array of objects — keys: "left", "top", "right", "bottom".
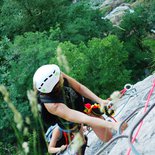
[{"left": 33, "top": 64, "right": 61, "bottom": 93}]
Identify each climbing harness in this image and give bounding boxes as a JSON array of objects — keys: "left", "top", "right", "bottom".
[{"left": 57, "top": 133, "right": 85, "bottom": 155}]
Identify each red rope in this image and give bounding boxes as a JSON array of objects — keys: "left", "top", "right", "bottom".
[
  {"left": 120, "top": 88, "right": 127, "bottom": 97},
  {"left": 110, "top": 116, "right": 117, "bottom": 122},
  {"left": 126, "top": 79, "right": 155, "bottom": 155}
]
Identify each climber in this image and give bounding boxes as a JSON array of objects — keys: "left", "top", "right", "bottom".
[
  {"left": 33, "top": 64, "right": 128, "bottom": 142},
  {"left": 45, "top": 123, "right": 87, "bottom": 155}
]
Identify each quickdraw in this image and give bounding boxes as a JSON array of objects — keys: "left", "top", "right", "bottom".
[
  {"left": 84, "top": 102, "right": 115, "bottom": 118},
  {"left": 84, "top": 103, "right": 103, "bottom": 116},
  {"left": 84, "top": 84, "right": 136, "bottom": 124}
]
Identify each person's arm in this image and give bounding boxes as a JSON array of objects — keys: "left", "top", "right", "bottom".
[
  {"left": 48, "top": 126, "right": 67, "bottom": 154},
  {"left": 62, "top": 72, "right": 108, "bottom": 107},
  {"left": 44, "top": 103, "right": 119, "bottom": 131}
]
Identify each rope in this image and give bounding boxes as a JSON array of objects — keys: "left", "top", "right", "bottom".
[
  {"left": 120, "top": 88, "right": 127, "bottom": 97},
  {"left": 126, "top": 79, "right": 155, "bottom": 155},
  {"left": 94, "top": 77, "right": 155, "bottom": 155},
  {"left": 114, "top": 97, "right": 132, "bottom": 118},
  {"left": 110, "top": 116, "right": 117, "bottom": 122},
  {"left": 114, "top": 85, "right": 137, "bottom": 118},
  {"left": 119, "top": 80, "right": 154, "bottom": 101}
]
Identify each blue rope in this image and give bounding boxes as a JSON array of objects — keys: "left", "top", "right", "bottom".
[{"left": 130, "top": 143, "right": 141, "bottom": 155}]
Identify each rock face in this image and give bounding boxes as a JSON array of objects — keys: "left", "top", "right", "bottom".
[
  {"left": 100, "top": 0, "right": 125, "bottom": 9},
  {"left": 103, "top": 3, "right": 134, "bottom": 25},
  {"left": 90, "top": 0, "right": 134, "bottom": 25},
  {"left": 85, "top": 73, "right": 155, "bottom": 155}
]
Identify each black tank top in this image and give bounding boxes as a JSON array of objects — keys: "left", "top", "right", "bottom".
[{"left": 38, "top": 78, "right": 85, "bottom": 130}]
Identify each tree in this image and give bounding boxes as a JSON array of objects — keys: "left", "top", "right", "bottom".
[
  {"left": 60, "top": 1, "right": 113, "bottom": 43},
  {"left": 57, "top": 41, "right": 88, "bottom": 81},
  {"left": 114, "top": 6, "right": 152, "bottom": 82},
  {"left": 83, "top": 35, "right": 131, "bottom": 97},
  {"left": 0, "top": 31, "right": 59, "bottom": 149},
  {"left": 144, "top": 0, "right": 155, "bottom": 30},
  {"left": 58, "top": 35, "right": 131, "bottom": 97},
  {"left": 0, "top": 0, "right": 113, "bottom": 44},
  {"left": 0, "top": 0, "right": 72, "bottom": 38}
]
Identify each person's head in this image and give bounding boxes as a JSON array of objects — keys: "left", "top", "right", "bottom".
[{"left": 33, "top": 64, "right": 62, "bottom": 93}]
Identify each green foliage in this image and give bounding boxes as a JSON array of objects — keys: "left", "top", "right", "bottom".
[
  {"left": 114, "top": 6, "right": 153, "bottom": 81},
  {"left": 0, "top": 86, "right": 48, "bottom": 155},
  {"left": 0, "top": 37, "right": 12, "bottom": 84},
  {"left": 58, "top": 35, "right": 131, "bottom": 97},
  {"left": 0, "top": 38, "right": 15, "bottom": 143},
  {"left": 57, "top": 41, "right": 88, "bottom": 81},
  {"left": 0, "top": 0, "right": 72, "bottom": 38},
  {"left": 147, "top": 0, "right": 155, "bottom": 29},
  {"left": 143, "top": 39, "right": 155, "bottom": 55},
  {"left": 143, "top": 38, "right": 155, "bottom": 70},
  {"left": 0, "top": 142, "right": 17, "bottom": 155},
  {"left": 89, "top": 0, "right": 105, "bottom": 9},
  {"left": 83, "top": 35, "right": 131, "bottom": 97},
  {"left": 0, "top": 31, "right": 59, "bottom": 152},
  {"left": 0, "top": 0, "right": 112, "bottom": 43},
  {"left": 0, "top": 0, "right": 24, "bottom": 38},
  {"left": 61, "top": 2, "right": 113, "bottom": 43},
  {"left": 7, "top": 31, "right": 58, "bottom": 98}
]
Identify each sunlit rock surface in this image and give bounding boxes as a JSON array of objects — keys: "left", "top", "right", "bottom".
[
  {"left": 85, "top": 73, "right": 155, "bottom": 155},
  {"left": 103, "top": 3, "right": 134, "bottom": 25}
]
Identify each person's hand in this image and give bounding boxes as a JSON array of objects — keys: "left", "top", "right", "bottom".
[
  {"left": 99, "top": 99, "right": 110, "bottom": 113},
  {"left": 82, "top": 125, "right": 89, "bottom": 132},
  {"left": 60, "top": 145, "right": 67, "bottom": 152},
  {"left": 113, "top": 122, "right": 128, "bottom": 132}
]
